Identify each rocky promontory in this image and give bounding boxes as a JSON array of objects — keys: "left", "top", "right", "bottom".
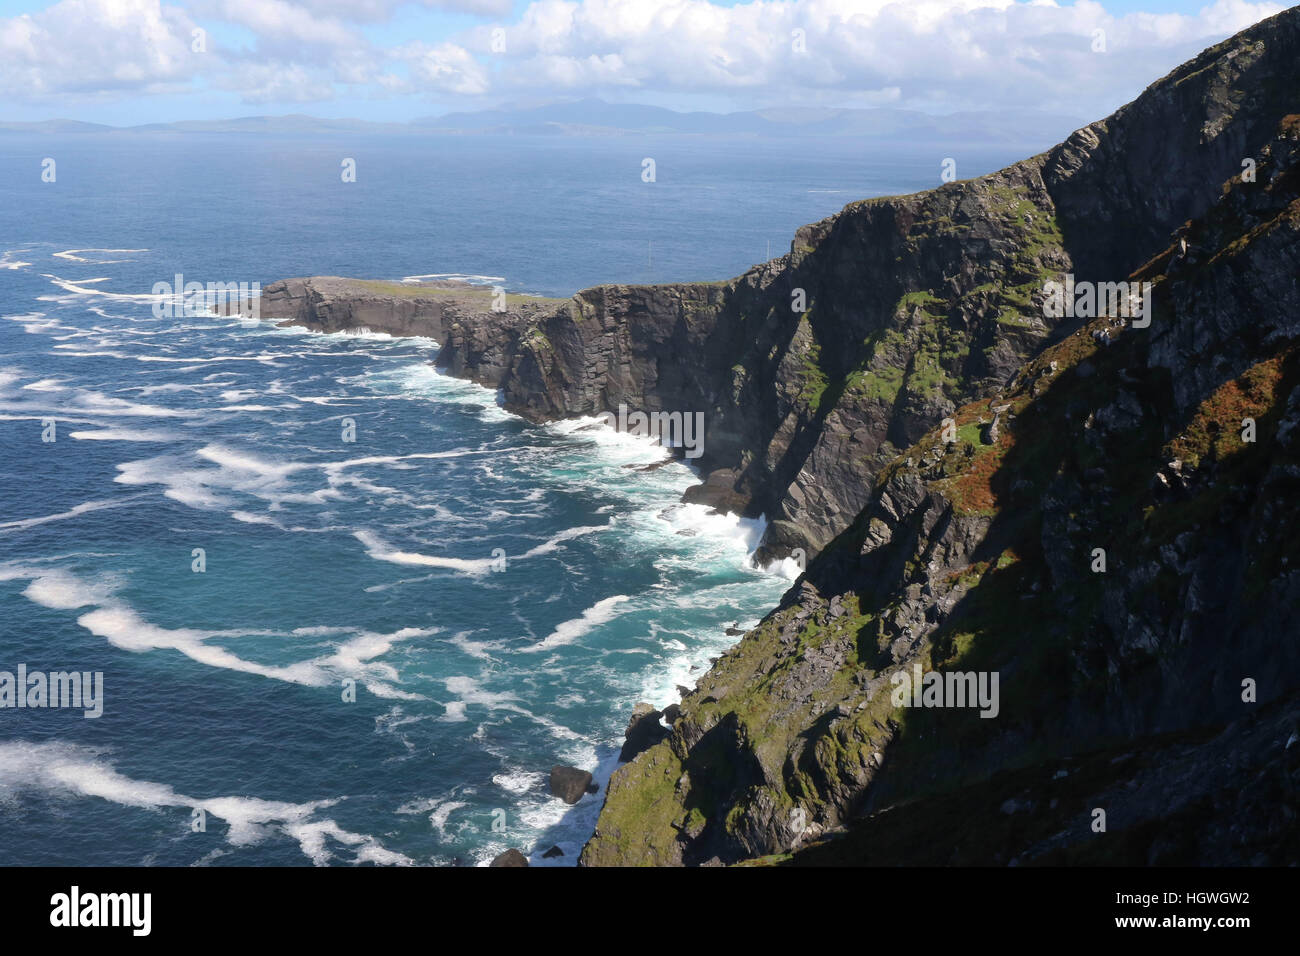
[
  {"left": 249, "top": 7, "right": 1300, "bottom": 867},
  {"left": 580, "top": 12, "right": 1300, "bottom": 866},
  {"left": 255, "top": 3, "right": 1297, "bottom": 564}
]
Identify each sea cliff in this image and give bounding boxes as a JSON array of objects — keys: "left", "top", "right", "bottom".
[{"left": 253, "top": 8, "right": 1300, "bottom": 866}]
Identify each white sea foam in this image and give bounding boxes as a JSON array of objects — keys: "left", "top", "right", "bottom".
[
  {"left": 229, "top": 510, "right": 279, "bottom": 525},
  {"left": 445, "top": 631, "right": 498, "bottom": 661},
  {"left": 322, "top": 448, "right": 484, "bottom": 474},
  {"left": 113, "top": 441, "right": 500, "bottom": 519},
  {"left": 420, "top": 799, "right": 468, "bottom": 840},
  {"left": 73, "top": 604, "right": 331, "bottom": 684},
  {"left": 42, "top": 275, "right": 162, "bottom": 301},
  {"left": 0, "top": 741, "right": 410, "bottom": 865},
  {"left": 0, "top": 249, "right": 33, "bottom": 270},
  {"left": 354, "top": 530, "right": 498, "bottom": 575},
  {"left": 252, "top": 321, "right": 440, "bottom": 350},
  {"left": 399, "top": 273, "right": 504, "bottom": 285},
  {"left": 21, "top": 376, "right": 67, "bottom": 390},
  {"left": 545, "top": 414, "right": 673, "bottom": 467},
  {"left": 3, "top": 565, "right": 429, "bottom": 695},
  {"left": 52, "top": 248, "right": 148, "bottom": 264},
  {"left": 439, "top": 675, "right": 584, "bottom": 745},
  {"left": 52, "top": 348, "right": 284, "bottom": 366},
  {"left": 4, "top": 313, "right": 66, "bottom": 335},
  {"left": 322, "top": 627, "right": 437, "bottom": 700},
  {"left": 522, "top": 595, "right": 633, "bottom": 653},
  {"left": 381, "top": 363, "right": 519, "bottom": 424},
  {"left": 68, "top": 427, "right": 181, "bottom": 442},
  {"left": 12, "top": 567, "right": 117, "bottom": 609},
  {"left": 125, "top": 381, "right": 228, "bottom": 397},
  {"left": 0, "top": 496, "right": 148, "bottom": 533},
  {"left": 515, "top": 524, "right": 607, "bottom": 558},
  {"left": 114, "top": 454, "right": 233, "bottom": 509},
  {"left": 197, "top": 444, "right": 304, "bottom": 479},
  {"left": 442, "top": 675, "right": 521, "bottom": 710},
  {"left": 765, "top": 554, "right": 806, "bottom": 581},
  {"left": 440, "top": 701, "right": 469, "bottom": 722},
  {"left": 114, "top": 444, "right": 345, "bottom": 512},
  {"left": 1, "top": 383, "right": 195, "bottom": 420},
  {"left": 492, "top": 770, "right": 545, "bottom": 795},
  {"left": 355, "top": 524, "right": 605, "bottom": 577}
]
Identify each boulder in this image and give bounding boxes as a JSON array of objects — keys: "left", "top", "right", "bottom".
[
  {"left": 681, "top": 468, "right": 750, "bottom": 514},
  {"left": 489, "top": 849, "right": 529, "bottom": 867},
  {"left": 542, "top": 845, "right": 565, "bottom": 859},
  {"left": 550, "top": 765, "right": 594, "bottom": 804}
]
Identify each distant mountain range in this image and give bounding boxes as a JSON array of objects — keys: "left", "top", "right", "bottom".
[{"left": 0, "top": 99, "right": 1086, "bottom": 144}]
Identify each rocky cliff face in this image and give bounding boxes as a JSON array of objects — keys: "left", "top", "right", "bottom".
[
  {"left": 256, "top": 10, "right": 1300, "bottom": 868},
  {"left": 259, "top": 13, "right": 1300, "bottom": 572},
  {"left": 579, "top": 15, "right": 1300, "bottom": 864}
]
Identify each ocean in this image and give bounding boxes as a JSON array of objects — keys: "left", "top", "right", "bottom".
[{"left": 0, "top": 131, "right": 1029, "bottom": 865}]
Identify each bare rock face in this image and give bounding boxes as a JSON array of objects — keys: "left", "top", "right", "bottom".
[
  {"left": 580, "top": 9, "right": 1300, "bottom": 867},
  {"left": 259, "top": 0, "right": 1299, "bottom": 574},
  {"left": 256, "top": 276, "right": 466, "bottom": 338},
  {"left": 619, "top": 704, "right": 669, "bottom": 763},
  {"left": 262, "top": 9, "right": 1300, "bottom": 566}
]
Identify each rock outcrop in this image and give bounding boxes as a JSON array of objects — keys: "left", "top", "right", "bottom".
[
  {"left": 619, "top": 703, "right": 670, "bottom": 763},
  {"left": 256, "top": 13, "right": 1299, "bottom": 564},
  {"left": 249, "top": 9, "right": 1300, "bottom": 868},
  {"left": 549, "top": 765, "right": 596, "bottom": 805},
  {"left": 579, "top": 19, "right": 1300, "bottom": 863}
]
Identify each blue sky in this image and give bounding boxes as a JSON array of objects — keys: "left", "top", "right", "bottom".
[{"left": 0, "top": 0, "right": 1287, "bottom": 125}]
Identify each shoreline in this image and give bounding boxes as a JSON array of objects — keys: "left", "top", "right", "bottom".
[{"left": 218, "top": 300, "right": 800, "bottom": 865}]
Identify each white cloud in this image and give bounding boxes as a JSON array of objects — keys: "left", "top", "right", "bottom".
[
  {"left": 289, "top": 0, "right": 513, "bottom": 17},
  {"left": 399, "top": 40, "right": 492, "bottom": 94},
  {"left": 0, "top": 0, "right": 389, "bottom": 103},
  {"left": 0, "top": 0, "right": 201, "bottom": 97},
  {"left": 0, "top": 0, "right": 1287, "bottom": 114},
  {"left": 198, "top": 0, "right": 361, "bottom": 49},
  {"left": 434, "top": 0, "right": 1286, "bottom": 112}
]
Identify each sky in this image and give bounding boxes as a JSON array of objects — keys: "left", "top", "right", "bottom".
[{"left": 0, "top": 0, "right": 1288, "bottom": 125}]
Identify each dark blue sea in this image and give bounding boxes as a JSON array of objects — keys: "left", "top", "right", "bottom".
[{"left": 0, "top": 131, "right": 1028, "bottom": 865}]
